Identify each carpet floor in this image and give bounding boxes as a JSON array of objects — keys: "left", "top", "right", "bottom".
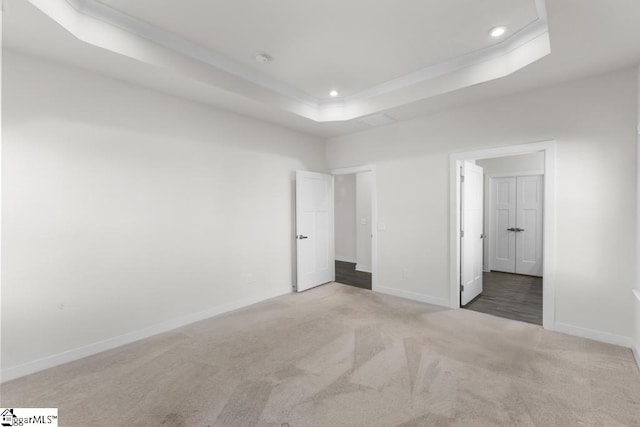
[
  {"left": 2, "top": 283, "right": 639, "bottom": 426},
  {"left": 464, "top": 272, "right": 542, "bottom": 325}
]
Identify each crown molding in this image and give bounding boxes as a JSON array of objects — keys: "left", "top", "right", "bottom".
[{"left": 29, "top": 0, "right": 550, "bottom": 122}]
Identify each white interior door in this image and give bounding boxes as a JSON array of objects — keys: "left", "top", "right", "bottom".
[
  {"left": 296, "top": 171, "right": 335, "bottom": 292},
  {"left": 489, "top": 174, "right": 543, "bottom": 276},
  {"left": 461, "top": 162, "right": 484, "bottom": 305},
  {"left": 490, "top": 177, "right": 517, "bottom": 273},
  {"left": 515, "top": 175, "right": 543, "bottom": 276}
]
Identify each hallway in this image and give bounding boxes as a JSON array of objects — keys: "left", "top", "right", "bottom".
[{"left": 464, "top": 271, "right": 542, "bottom": 325}]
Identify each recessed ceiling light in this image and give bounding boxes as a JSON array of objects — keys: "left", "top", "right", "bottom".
[
  {"left": 329, "top": 90, "right": 339, "bottom": 97},
  {"left": 255, "top": 53, "right": 272, "bottom": 63},
  {"left": 489, "top": 26, "right": 506, "bottom": 38}
]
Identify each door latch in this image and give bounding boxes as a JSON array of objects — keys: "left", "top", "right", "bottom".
[{"left": 297, "top": 235, "right": 308, "bottom": 239}]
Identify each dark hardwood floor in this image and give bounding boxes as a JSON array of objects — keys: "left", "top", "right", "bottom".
[
  {"left": 335, "top": 260, "right": 372, "bottom": 290},
  {"left": 463, "top": 271, "right": 542, "bottom": 325}
]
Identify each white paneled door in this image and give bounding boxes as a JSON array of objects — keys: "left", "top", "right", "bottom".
[
  {"left": 490, "top": 175, "right": 543, "bottom": 276},
  {"left": 515, "top": 175, "right": 544, "bottom": 276},
  {"left": 295, "top": 171, "right": 335, "bottom": 292},
  {"left": 491, "top": 177, "right": 517, "bottom": 272},
  {"left": 461, "top": 162, "right": 484, "bottom": 305}
]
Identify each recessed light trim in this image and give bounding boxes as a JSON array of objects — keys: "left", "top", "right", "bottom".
[
  {"left": 490, "top": 26, "right": 507, "bottom": 38},
  {"left": 255, "top": 52, "right": 272, "bottom": 63},
  {"left": 329, "top": 90, "right": 339, "bottom": 97}
]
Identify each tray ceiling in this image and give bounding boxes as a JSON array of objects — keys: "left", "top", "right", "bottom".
[
  {"left": 96, "top": 0, "right": 540, "bottom": 99},
  {"left": 23, "top": 0, "right": 550, "bottom": 122}
]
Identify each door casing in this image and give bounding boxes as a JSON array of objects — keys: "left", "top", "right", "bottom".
[
  {"left": 449, "top": 141, "right": 556, "bottom": 330},
  {"left": 328, "top": 165, "right": 378, "bottom": 291}
]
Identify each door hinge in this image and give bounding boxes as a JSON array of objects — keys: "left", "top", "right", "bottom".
[
  {"left": 461, "top": 285, "right": 465, "bottom": 292},
  {"left": 460, "top": 175, "right": 465, "bottom": 183},
  {"left": 460, "top": 230, "right": 464, "bottom": 238}
]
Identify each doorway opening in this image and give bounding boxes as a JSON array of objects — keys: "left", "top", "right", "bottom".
[
  {"left": 330, "top": 166, "right": 377, "bottom": 291},
  {"left": 466, "top": 155, "right": 545, "bottom": 324},
  {"left": 450, "top": 141, "right": 556, "bottom": 329}
]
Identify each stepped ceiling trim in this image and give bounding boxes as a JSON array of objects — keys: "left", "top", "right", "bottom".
[{"left": 28, "top": 0, "right": 550, "bottom": 122}]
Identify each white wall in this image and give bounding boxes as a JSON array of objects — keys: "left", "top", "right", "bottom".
[
  {"left": 635, "top": 64, "right": 640, "bottom": 364},
  {"left": 476, "top": 152, "right": 544, "bottom": 175},
  {"left": 476, "top": 153, "right": 544, "bottom": 271},
  {"left": 356, "top": 171, "right": 373, "bottom": 272},
  {"left": 326, "top": 68, "right": 638, "bottom": 341},
  {"left": 334, "top": 174, "right": 356, "bottom": 262},
  {"left": 1, "top": 51, "right": 324, "bottom": 376},
  {"left": 0, "top": 10, "right": 4, "bottom": 378}
]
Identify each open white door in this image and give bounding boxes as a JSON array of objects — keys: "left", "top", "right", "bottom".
[
  {"left": 461, "top": 162, "right": 484, "bottom": 305},
  {"left": 295, "top": 171, "right": 335, "bottom": 292}
]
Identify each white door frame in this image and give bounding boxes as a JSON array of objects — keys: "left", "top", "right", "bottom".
[
  {"left": 449, "top": 141, "right": 556, "bottom": 329},
  {"left": 328, "top": 165, "right": 378, "bottom": 291}
]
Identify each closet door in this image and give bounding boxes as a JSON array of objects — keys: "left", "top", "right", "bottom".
[
  {"left": 490, "top": 177, "right": 517, "bottom": 273},
  {"left": 515, "top": 175, "right": 543, "bottom": 276}
]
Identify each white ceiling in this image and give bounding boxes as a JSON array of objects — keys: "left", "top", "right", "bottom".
[
  {"left": 3, "top": 0, "right": 640, "bottom": 138},
  {"left": 96, "top": 0, "right": 539, "bottom": 99}
]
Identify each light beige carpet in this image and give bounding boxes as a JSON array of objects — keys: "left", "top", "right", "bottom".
[{"left": 2, "top": 283, "right": 639, "bottom": 426}]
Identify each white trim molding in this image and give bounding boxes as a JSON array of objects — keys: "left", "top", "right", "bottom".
[
  {"left": 1, "top": 287, "right": 291, "bottom": 383},
  {"left": 335, "top": 255, "right": 357, "bottom": 264},
  {"left": 449, "top": 141, "right": 556, "bottom": 330},
  {"left": 485, "top": 170, "right": 545, "bottom": 179},
  {"left": 355, "top": 264, "right": 372, "bottom": 274},
  {"left": 28, "top": 0, "right": 551, "bottom": 122},
  {"left": 554, "top": 322, "right": 632, "bottom": 348},
  {"left": 376, "top": 286, "right": 450, "bottom": 308}
]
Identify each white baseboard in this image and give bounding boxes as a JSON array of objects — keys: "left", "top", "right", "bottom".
[
  {"left": 632, "top": 344, "right": 640, "bottom": 372},
  {"left": 1, "top": 287, "right": 291, "bottom": 383},
  {"left": 335, "top": 255, "right": 356, "bottom": 263},
  {"left": 554, "top": 322, "right": 632, "bottom": 348},
  {"left": 375, "top": 286, "right": 449, "bottom": 308},
  {"left": 355, "top": 264, "right": 372, "bottom": 273}
]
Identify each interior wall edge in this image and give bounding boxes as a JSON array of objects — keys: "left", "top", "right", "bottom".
[{"left": 0, "top": 286, "right": 292, "bottom": 383}]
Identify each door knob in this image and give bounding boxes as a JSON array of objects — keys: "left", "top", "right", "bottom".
[
  {"left": 297, "top": 235, "right": 308, "bottom": 239},
  {"left": 507, "top": 227, "right": 517, "bottom": 232},
  {"left": 515, "top": 228, "right": 525, "bottom": 232}
]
